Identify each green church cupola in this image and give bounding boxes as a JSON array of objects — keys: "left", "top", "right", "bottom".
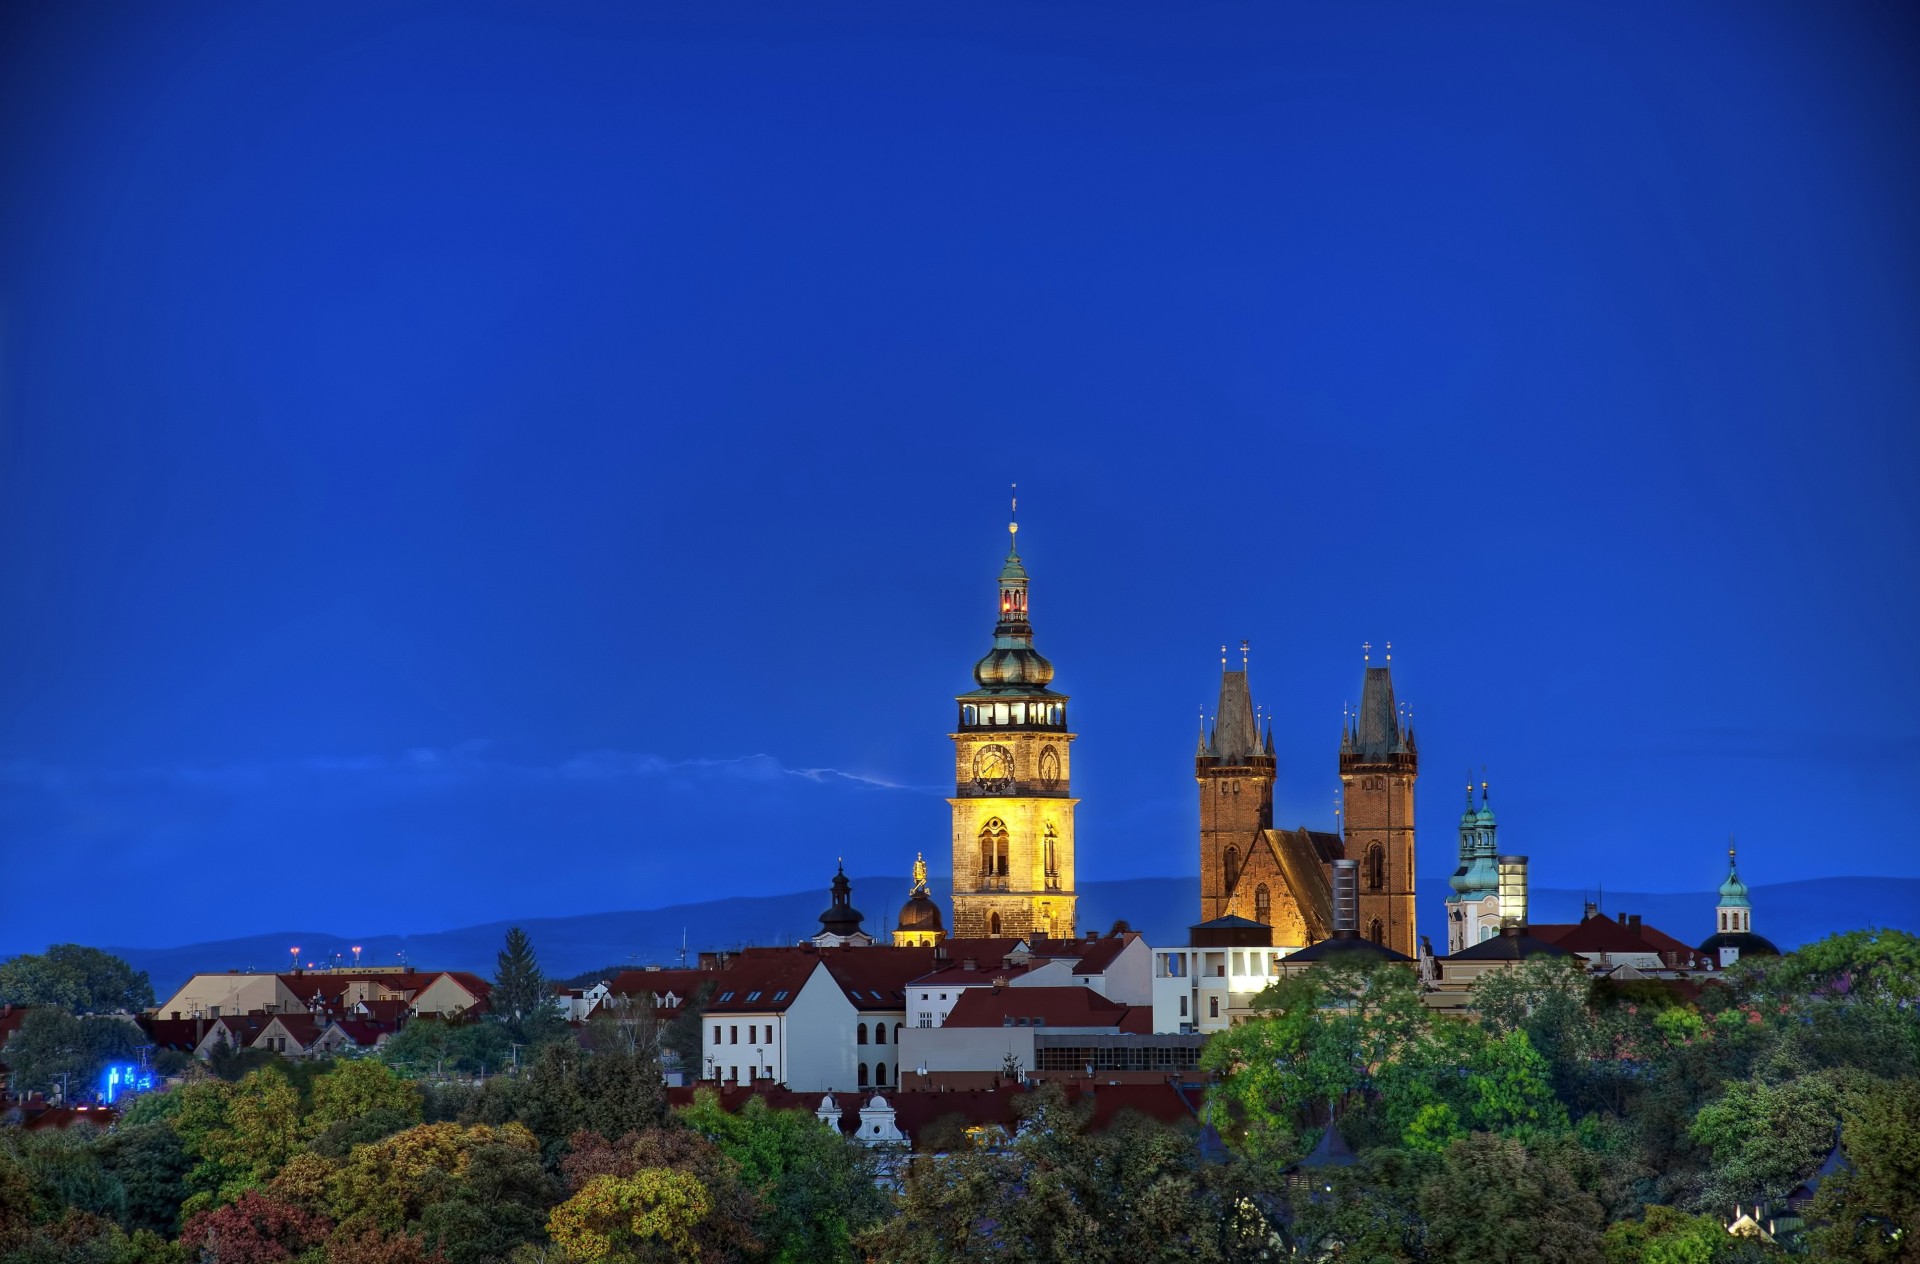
[
  {"left": 1718, "top": 847, "right": 1752, "bottom": 909},
  {"left": 1447, "top": 776, "right": 1501, "bottom": 903}
]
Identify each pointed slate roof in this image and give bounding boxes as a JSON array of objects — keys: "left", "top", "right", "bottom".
[
  {"left": 1352, "top": 665, "right": 1402, "bottom": 759},
  {"left": 1212, "top": 669, "right": 1259, "bottom": 761}
]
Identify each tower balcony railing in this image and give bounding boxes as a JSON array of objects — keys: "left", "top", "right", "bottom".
[{"left": 975, "top": 874, "right": 1012, "bottom": 892}]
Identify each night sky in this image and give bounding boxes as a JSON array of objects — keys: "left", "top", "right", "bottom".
[{"left": 3, "top": 3, "right": 1916, "bottom": 956}]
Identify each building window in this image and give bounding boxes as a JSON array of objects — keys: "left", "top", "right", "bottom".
[
  {"left": 1367, "top": 919, "right": 1385, "bottom": 945},
  {"left": 876, "top": 1062, "right": 887, "bottom": 1086},
  {"left": 1224, "top": 846, "right": 1240, "bottom": 891},
  {"left": 874, "top": 1024, "right": 886, "bottom": 1045},
  {"left": 989, "top": 912, "right": 1002, "bottom": 937},
  {"left": 858, "top": 1062, "right": 869, "bottom": 1087},
  {"left": 1039, "top": 745, "right": 1061, "bottom": 788},
  {"left": 1365, "top": 843, "right": 1385, "bottom": 891},
  {"left": 856, "top": 1023, "right": 867, "bottom": 1045},
  {"left": 894, "top": 1023, "right": 902, "bottom": 1044},
  {"left": 1208, "top": 997, "right": 1219, "bottom": 1019},
  {"left": 1255, "top": 884, "right": 1271, "bottom": 924},
  {"left": 979, "top": 818, "right": 1010, "bottom": 877},
  {"left": 1179, "top": 996, "right": 1188, "bottom": 1017},
  {"left": 729, "top": 1026, "right": 738, "bottom": 1045}
]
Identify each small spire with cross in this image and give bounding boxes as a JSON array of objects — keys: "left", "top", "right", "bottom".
[
  {"left": 1362, "top": 640, "right": 1371, "bottom": 663},
  {"left": 1241, "top": 639, "right": 1249, "bottom": 670},
  {"left": 1008, "top": 483, "right": 1018, "bottom": 543},
  {"left": 1386, "top": 639, "right": 1392, "bottom": 663},
  {"left": 1220, "top": 643, "right": 1227, "bottom": 669}
]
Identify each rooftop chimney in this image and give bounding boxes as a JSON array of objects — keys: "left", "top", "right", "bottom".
[
  {"left": 1497, "top": 855, "right": 1529, "bottom": 935},
  {"left": 1331, "top": 859, "right": 1360, "bottom": 939}
]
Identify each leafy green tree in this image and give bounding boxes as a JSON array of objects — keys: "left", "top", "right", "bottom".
[
  {"left": 1419, "top": 1131, "right": 1608, "bottom": 1264},
  {"left": 861, "top": 1084, "right": 1244, "bottom": 1264},
  {"left": 1737, "top": 929, "right": 1920, "bottom": 1009},
  {"left": 494, "top": 928, "right": 547, "bottom": 1026},
  {"left": 680, "top": 1090, "right": 887, "bottom": 1262},
  {"left": 176, "top": 1068, "right": 301, "bottom": 1215},
  {"left": 0, "top": 1009, "right": 143, "bottom": 1099},
  {"left": 0, "top": 946, "right": 154, "bottom": 1013},
  {"left": 378, "top": 1017, "right": 513, "bottom": 1078},
  {"left": 1202, "top": 957, "right": 1431, "bottom": 1164},
  {"left": 99, "top": 1122, "right": 191, "bottom": 1237},
  {"left": 0, "top": 1125, "right": 124, "bottom": 1226},
  {"left": 1807, "top": 1076, "right": 1920, "bottom": 1263},
  {"left": 1603, "top": 1204, "right": 1762, "bottom": 1264},
  {"left": 414, "top": 1136, "right": 557, "bottom": 1264},
  {"left": 1689, "top": 1074, "right": 1838, "bottom": 1211}
]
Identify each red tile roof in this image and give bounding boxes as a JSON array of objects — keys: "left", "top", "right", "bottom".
[
  {"left": 607, "top": 969, "right": 714, "bottom": 1010},
  {"left": 819, "top": 947, "right": 944, "bottom": 1011},
  {"left": 701, "top": 955, "right": 824, "bottom": 1015},
  {"left": 1532, "top": 914, "right": 1710, "bottom": 967},
  {"left": 1049, "top": 933, "right": 1139, "bottom": 976},
  {"left": 944, "top": 986, "right": 1150, "bottom": 1033},
  {"left": 332, "top": 1020, "right": 392, "bottom": 1048},
  {"left": 909, "top": 960, "right": 1042, "bottom": 988}
]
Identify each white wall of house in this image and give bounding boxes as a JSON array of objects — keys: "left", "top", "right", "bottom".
[
  {"left": 704, "top": 1005, "right": 791, "bottom": 1087},
  {"left": 782, "top": 970, "right": 857, "bottom": 1092},
  {"left": 1151, "top": 945, "right": 1291, "bottom": 1034},
  {"left": 1068, "top": 937, "right": 1153, "bottom": 1005}
]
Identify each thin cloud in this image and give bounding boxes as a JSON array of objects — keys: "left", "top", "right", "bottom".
[{"left": 0, "top": 747, "right": 937, "bottom": 796}]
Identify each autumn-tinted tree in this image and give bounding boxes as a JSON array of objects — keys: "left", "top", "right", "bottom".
[
  {"left": 178, "top": 1189, "right": 332, "bottom": 1264},
  {"left": 547, "top": 1168, "right": 713, "bottom": 1264},
  {"left": 559, "top": 1128, "right": 760, "bottom": 1263},
  {"left": 307, "top": 1059, "right": 424, "bottom": 1134}
]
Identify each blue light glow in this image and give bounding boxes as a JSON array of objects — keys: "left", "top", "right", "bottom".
[{"left": 101, "top": 1063, "right": 154, "bottom": 1105}]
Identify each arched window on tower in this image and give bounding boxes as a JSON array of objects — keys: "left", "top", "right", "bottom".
[
  {"left": 1224, "top": 846, "right": 1240, "bottom": 891},
  {"left": 979, "top": 818, "right": 1010, "bottom": 878},
  {"left": 1365, "top": 843, "right": 1386, "bottom": 891},
  {"left": 858, "top": 1062, "right": 868, "bottom": 1087},
  {"left": 1255, "top": 884, "right": 1271, "bottom": 924},
  {"left": 875, "top": 1024, "right": 886, "bottom": 1046},
  {"left": 1367, "top": 918, "right": 1385, "bottom": 945},
  {"left": 856, "top": 1023, "right": 867, "bottom": 1045},
  {"left": 989, "top": 912, "right": 1002, "bottom": 936}
]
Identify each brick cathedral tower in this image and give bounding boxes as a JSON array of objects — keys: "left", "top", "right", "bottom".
[
  {"left": 1338, "top": 646, "right": 1418, "bottom": 956},
  {"left": 948, "top": 510, "right": 1077, "bottom": 940},
  {"left": 1197, "top": 643, "right": 1275, "bottom": 922}
]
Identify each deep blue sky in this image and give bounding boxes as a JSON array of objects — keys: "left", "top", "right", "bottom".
[{"left": 3, "top": 2, "right": 1916, "bottom": 955}]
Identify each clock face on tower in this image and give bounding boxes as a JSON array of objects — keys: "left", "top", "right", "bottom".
[{"left": 973, "top": 744, "right": 1015, "bottom": 794}]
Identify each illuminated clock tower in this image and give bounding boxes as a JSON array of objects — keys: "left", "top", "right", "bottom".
[{"left": 948, "top": 512, "right": 1077, "bottom": 941}]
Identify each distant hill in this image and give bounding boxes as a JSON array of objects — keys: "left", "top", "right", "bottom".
[{"left": 102, "top": 875, "right": 1920, "bottom": 999}]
